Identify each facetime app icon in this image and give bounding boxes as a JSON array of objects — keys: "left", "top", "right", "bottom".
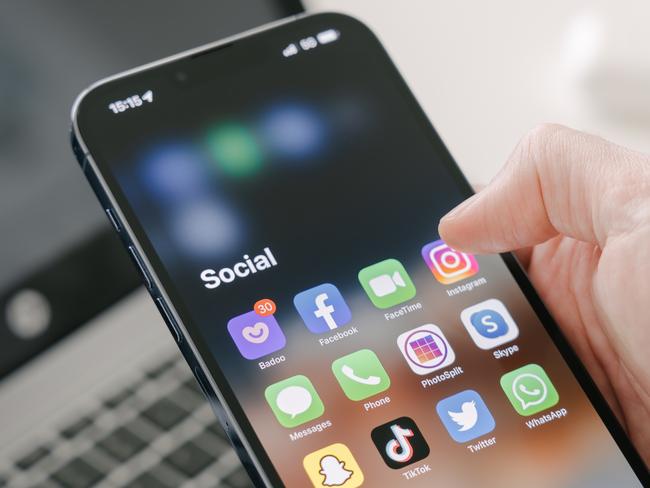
[{"left": 358, "top": 259, "right": 416, "bottom": 309}]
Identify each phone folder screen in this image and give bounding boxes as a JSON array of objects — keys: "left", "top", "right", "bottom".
[{"left": 76, "top": 14, "right": 644, "bottom": 487}]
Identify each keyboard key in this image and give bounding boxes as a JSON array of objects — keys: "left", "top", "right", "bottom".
[
  {"left": 183, "top": 378, "right": 202, "bottom": 395},
  {"left": 61, "top": 416, "right": 93, "bottom": 439},
  {"left": 103, "top": 387, "right": 134, "bottom": 408},
  {"left": 168, "top": 384, "right": 206, "bottom": 411},
  {"left": 15, "top": 445, "right": 49, "bottom": 470},
  {"left": 142, "top": 398, "right": 187, "bottom": 430},
  {"left": 97, "top": 427, "right": 146, "bottom": 462},
  {"left": 145, "top": 358, "right": 177, "bottom": 379},
  {"left": 129, "top": 472, "right": 172, "bottom": 488},
  {"left": 51, "top": 457, "right": 103, "bottom": 488},
  {"left": 193, "top": 429, "right": 230, "bottom": 457},
  {"left": 223, "top": 468, "right": 253, "bottom": 488},
  {"left": 164, "top": 440, "right": 213, "bottom": 477}
]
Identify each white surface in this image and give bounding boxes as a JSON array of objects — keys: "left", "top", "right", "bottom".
[{"left": 305, "top": 0, "right": 650, "bottom": 183}]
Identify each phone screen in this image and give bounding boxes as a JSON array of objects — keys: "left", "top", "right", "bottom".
[{"left": 75, "top": 14, "right": 645, "bottom": 487}]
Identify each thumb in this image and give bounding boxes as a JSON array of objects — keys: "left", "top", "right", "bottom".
[{"left": 439, "top": 124, "right": 649, "bottom": 253}]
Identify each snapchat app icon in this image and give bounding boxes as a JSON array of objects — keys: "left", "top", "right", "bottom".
[{"left": 303, "top": 443, "right": 364, "bottom": 487}]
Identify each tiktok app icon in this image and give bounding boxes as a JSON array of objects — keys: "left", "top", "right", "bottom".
[{"left": 371, "top": 417, "right": 430, "bottom": 469}]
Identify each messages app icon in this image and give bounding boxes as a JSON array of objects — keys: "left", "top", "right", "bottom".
[
  {"left": 500, "top": 364, "right": 559, "bottom": 416},
  {"left": 358, "top": 259, "right": 416, "bottom": 309},
  {"left": 265, "top": 375, "right": 324, "bottom": 428}
]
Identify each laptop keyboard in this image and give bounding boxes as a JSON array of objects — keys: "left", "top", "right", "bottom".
[{"left": 3, "top": 355, "right": 252, "bottom": 488}]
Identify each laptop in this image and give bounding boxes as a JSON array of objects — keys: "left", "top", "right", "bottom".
[{"left": 0, "top": 2, "right": 302, "bottom": 486}]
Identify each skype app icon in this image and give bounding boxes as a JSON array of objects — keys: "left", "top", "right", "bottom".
[{"left": 460, "top": 299, "right": 519, "bottom": 350}]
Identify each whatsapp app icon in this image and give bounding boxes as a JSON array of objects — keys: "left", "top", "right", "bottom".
[{"left": 500, "top": 364, "right": 559, "bottom": 416}]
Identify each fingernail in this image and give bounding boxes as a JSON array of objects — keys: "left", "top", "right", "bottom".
[{"left": 441, "top": 193, "right": 481, "bottom": 222}]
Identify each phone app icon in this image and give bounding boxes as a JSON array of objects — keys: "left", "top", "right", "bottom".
[
  {"left": 265, "top": 375, "right": 324, "bottom": 428},
  {"left": 331, "top": 349, "right": 390, "bottom": 401},
  {"left": 436, "top": 390, "right": 495, "bottom": 443},
  {"left": 303, "top": 443, "right": 364, "bottom": 488},
  {"left": 371, "top": 417, "right": 429, "bottom": 469},
  {"left": 294, "top": 283, "right": 352, "bottom": 334},
  {"left": 500, "top": 364, "right": 559, "bottom": 416},
  {"left": 227, "top": 310, "right": 286, "bottom": 360},
  {"left": 421, "top": 239, "right": 479, "bottom": 285},
  {"left": 358, "top": 258, "right": 416, "bottom": 309},
  {"left": 460, "top": 299, "right": 519, "bottom": 349},
  {"left": 397, "top": 324, "right": 455, "bottom": 375}
]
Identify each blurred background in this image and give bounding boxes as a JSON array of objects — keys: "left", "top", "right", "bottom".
[{"left": 1, "top": 1, "right": 649, "bottom": 487}]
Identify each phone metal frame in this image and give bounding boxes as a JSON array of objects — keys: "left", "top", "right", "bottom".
[{"left": 70, "top": 12, "right": 649, "bottom": 487}]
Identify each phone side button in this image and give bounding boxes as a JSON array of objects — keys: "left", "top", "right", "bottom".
[
  {"left": 156, "top": 298, "right": 182, "bottom": 343},
  {"left": 105, "top": 208, "right": 121, "bottom": 232},
  {"left": 128, "top": 246, "right": 152, "bottom": 290}
]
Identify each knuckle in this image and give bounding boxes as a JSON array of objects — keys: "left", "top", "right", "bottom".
[{"left": 514, "top": 123, "right": 573, "bottom": 172}]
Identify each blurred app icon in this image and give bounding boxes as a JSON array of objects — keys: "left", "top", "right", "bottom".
[
  {"left": 358, "top": 259, "right": 416, "bottom": 309},
  {"left": 294, "top": 283, "right": 352, "bottom": 333},
  {"left": 264, "top": 375, "right": 324, "bottom": 428},
  {"left": 460, "top": 299, "right": 519, "bottom": 349},
  {"left": 421, "top": 239, "right": 479, "bottom": 284},
  {"left": 436, "top": 390, "right": 495, "bottom": 443},
  {"left": 331, "top": 349, "right": 390, "bottom": 401},
  {"left": 371, "top": 417, "right": 429, "bottom": 469},
  {"left": 303, "top": 443, "right": 364, "bottom": 488},
  {"left": 227, "top": 310, "right": 285, "bottom": 359},
  {"left": 397, "top": 324, "right": 455, "bottom": 375},
  {"left": 500, "top": 364, "right": 559, "bottom": 416}
]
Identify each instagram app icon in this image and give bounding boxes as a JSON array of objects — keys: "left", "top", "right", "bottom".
[{"left": 422, "top": 239, "right": 479, "bottom": 284}]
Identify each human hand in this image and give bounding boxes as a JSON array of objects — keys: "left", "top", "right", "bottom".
[{"left": 439, "top": 124, "right": 650, "bottom": 464}]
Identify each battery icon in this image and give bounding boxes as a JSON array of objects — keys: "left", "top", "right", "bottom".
[{"left": 316, "top": 29, "right": 340, "bottom": 45}]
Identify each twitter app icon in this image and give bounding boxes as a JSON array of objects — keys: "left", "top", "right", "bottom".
[{"left": 436, "top": 390, "right": 495, "bottom": 443}]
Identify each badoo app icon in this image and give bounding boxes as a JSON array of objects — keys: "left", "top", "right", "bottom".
[{"left": 294, "top": 283, "right": 352, "bottom": 334}]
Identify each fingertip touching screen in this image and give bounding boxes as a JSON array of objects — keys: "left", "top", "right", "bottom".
[{"left": 76, "top": 13, "right": 645, "bottom": 487}]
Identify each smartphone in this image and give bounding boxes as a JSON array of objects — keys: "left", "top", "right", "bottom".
[{"left": 70, "top": 13, "right": 648, "bottom": 487}]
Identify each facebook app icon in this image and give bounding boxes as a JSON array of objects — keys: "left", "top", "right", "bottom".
[{"left": 294, "top": 283, "right": 352, "bottom": 334}]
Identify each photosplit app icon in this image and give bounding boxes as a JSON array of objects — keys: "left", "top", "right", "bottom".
[
  {"left": 227, "top": 310, "right": 286, "bottom": 360},
  {"left": 358, "top": 258, "right": 416, "bottom": 309},
  {"left": 371, "top": 417, "right": 429, "bottom": 469},
  {"left": 294, "top": 283, "right": 352, "bottom": 333},
  {"left": 397, "top": 324, "right": 455, "bottom": 375}
]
